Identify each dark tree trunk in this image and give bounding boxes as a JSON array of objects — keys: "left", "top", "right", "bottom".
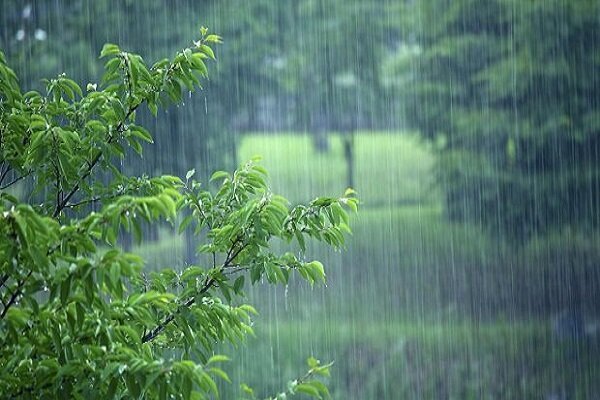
[{"left": 343, "top": 131, "right": 355, "bottom": 189}]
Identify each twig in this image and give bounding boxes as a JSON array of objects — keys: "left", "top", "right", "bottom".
[
  {"left": 141, "top": 241, "right": 249, "bottom": 344},
  {"left": 64, "top": 186, "right": 127, "bottom": 209},
  {"left": 0, "top": 163, "right": 11, "bottom": 186},
  {"left": 0, "top": 174, "right": 26, "bottom": 190},
  {"left": 141, "top": 276, "right": 215, "bottom": 343},
  {"left": 52, "top": 105, "right": 139, "bottom": 218},
  {"left": 222, "top": 266, "right": 249, "bottom": 276},
  {"left": 0, "top": 270, "right": 32, "bottom": 320}
]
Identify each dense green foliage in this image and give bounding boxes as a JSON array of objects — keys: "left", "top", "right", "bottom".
[
  {"left": 395, "top": 0, "right": 600, "bottom": 239},
  {"left": 0, "top": 29, "right": 357, "bottom": 398}
]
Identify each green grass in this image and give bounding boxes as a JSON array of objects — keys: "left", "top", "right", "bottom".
[
  {"left": 238, "top": 131, "right": 439, "bottom": 206},
  {"left": 219, "top": 320, "right": 600, "bottom": 399}
]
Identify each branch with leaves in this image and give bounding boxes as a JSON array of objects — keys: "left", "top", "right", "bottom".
[{"left": 0, "top": 27, "right": 356, "bottom": 400}]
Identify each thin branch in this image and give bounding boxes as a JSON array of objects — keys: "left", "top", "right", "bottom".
[
  {"left": 141, "top": 276, "right": 216, "bottom": 343},
  {"left": 55, "top": 163, "right": 62, "bottom": 213},
  {"left": 141, "top": 241, "right": 249, "bottom": 344},
  {"left": 222, "top": 265, "right": 249, "bottom": 276},
  {"left": 64, "top": 186, "right": 127, "bottom": 209},
  {"left": 224, "top": 241, "right": 248, "bottom": 267},
  {"left": 55, "top": 50, "right": 187, "bottom": 219},
  {"left": 265, "top": 361, "right": 334, "bottom": 400},
  {"left": 64, "top": 196, "right": 104, "bottom": 208},
  {"left": 52, "top": 104, "right": 139, "bottom": 218},
  {"left": 0, "top": 163, "right": 11, "bottom": 186},
  {"left": 0, "top": 173, "right": 27, "bottom": 190},
  {"left": 0, "top": 270, "right": 32, "bottom": 320}
]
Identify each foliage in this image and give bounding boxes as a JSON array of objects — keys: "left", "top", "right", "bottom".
[
  {"left": 393, "top": 0, "right": 600, "bottom": 240},
  {"left": 0, "top": 27, "right": 357, "bottom": 399}
]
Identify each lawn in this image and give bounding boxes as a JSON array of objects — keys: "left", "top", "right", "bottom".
[
  {"left": 238, "top": 131, "right": 439, "bottom": 206},
  {"left": 218, "top": 320, "right": 600, "bottom": 399}
]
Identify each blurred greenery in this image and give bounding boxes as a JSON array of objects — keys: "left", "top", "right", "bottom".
[
  {"left": 219, "top": 320, "right": 600, "bottom": 399},
  {"left": 135, "top": 133, "right": 600, "bottom": 398},
  {"left": 394, "top": 0, "right": 600, "bottom": 240},
  {"left": 2, "top": 0, "right": 597, "bottom": 240}
]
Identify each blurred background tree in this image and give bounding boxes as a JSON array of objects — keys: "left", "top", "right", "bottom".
[{"left": 391, "top": 0, "right": 600, "bottom": 240}]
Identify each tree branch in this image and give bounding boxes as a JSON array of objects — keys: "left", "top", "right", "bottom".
[
  {"left": 52, "top": 105, "right": 139, "bottom": 218},
  {"left": 64, "top": 185, "right": 127, "bottom": 209},
  {"left": 0, "top": 270, "right": 32, "bottom": 320},
  {"left": 0, "top": 163, "right": 11, "bottom": 186},
  {"left": 0, "top": 173, "right": 27, "bottom": 190},
  {"left": 141, "top": 276, "right": 216, "bottom": 343},
  {"left": 141, "top": 241, "right": 249, "bottom": 344},
  {"left": 52, "top": 54, "right": 183, "bottom": 219}
]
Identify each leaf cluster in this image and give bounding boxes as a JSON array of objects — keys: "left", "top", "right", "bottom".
[{"left": 0, "top": 27, "right": 356, "bottom": 399}]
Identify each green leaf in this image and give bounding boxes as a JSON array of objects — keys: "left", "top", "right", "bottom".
[
  {"left": 60, "top": 276, "right": 72, "bottom": 305},
  {"left": 100, "top": 43, "right": 121, "bottom": 58},
  {"left": 241, "top": 383, "right": 254, "bottom": 396},
  {"left": 295, "top": 383, "right": 321, "bottom": 398},
  {"left": 295, "top": 231, "right": 306, "bottom": 252},
  {"left": 186, "top": 169, "right": 195, "bottom": 180},
  {"left": 130, "top": 125, "right": 153, "bottom": 143},
  {"left": 233, "top": 275, "right": 245, "bottom": 293},
  {"left": 207, "top": 355, "right": 229, "bottom": 364},
  {"left": 179, "top": 215, "right": 194, "bottom": 234},
  {"left": 210, "top": 170, "right": 230, "bottom": 182},
  {"left": 199, "top": 44, "right": 216, "bottom": 60}
]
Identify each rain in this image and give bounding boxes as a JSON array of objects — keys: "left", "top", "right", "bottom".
[{"left": 1, "top": 0, "right": 599, "bottom": 398}]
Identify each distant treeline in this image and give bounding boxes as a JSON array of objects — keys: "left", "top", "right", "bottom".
[{"left": 1, "top": 0, "right": 598, "bottom": 240}]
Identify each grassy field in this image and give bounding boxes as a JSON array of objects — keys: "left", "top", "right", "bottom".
[
  {"left": 218, "top": 320, "right": 600, "bottom": 399},
  {"left": 238, "top": 131, "right": 439, "bottom": 206}
]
